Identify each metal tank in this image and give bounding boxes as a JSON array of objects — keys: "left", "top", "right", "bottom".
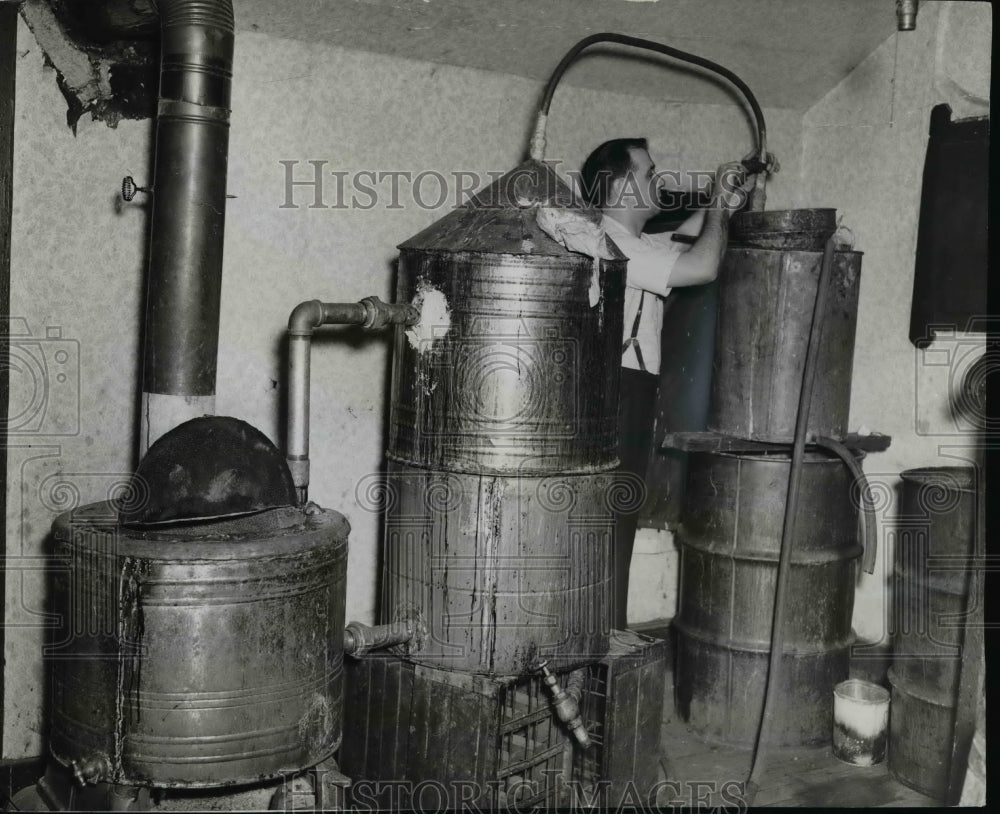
[
  {"left": 708, "top": 209, "right": 862, "bottom": 443},
  {"left": 889, "top": 466, "right": 977, "bottom": 799},
  {"left": 380, "top": 462, "right": 627, "bottom": 673},
  {"left": 47, "top": 501, "right": 349, "bottom": 788},
  {"left": 673, "top": 449, "right": 862, "bottom": 745},
  {"left": 388, "top": 160, "right": 625, "bottom": 475},
  {"left": 381, "top": 160, "right": 627, "bottom": 675}
]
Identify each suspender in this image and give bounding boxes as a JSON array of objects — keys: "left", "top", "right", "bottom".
[{"left": 621, "top": 290, "right": 647, "bottom": 372}]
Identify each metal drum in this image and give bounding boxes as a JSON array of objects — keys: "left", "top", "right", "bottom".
[
  {"left": 379, "top": 460, "right": 631, "bottom": 675},
  {"left": 48, "top": 502, "right": 349, "bottom": 788},
  {"left": 708, "top": 211, "right": 862, "bottom": 442},
  {"left": 387, "top": 159, "right": 626, "bottom": 475},
  {"left": 888, "top": 467, "right": 977, "bottom": 799},
  {"left": 674, "top": 450, "right": 861, "bottom": 745}
]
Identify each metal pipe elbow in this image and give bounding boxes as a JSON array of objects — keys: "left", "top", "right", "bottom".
[{"left": 288, "top": 299, "right": 325, "bottom": 335}]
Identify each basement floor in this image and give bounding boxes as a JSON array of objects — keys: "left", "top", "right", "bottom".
[
  {"left": 0, "top": 627, "right": 946, "bottom": 811},
  {"left": 639, "top": 621, "right": 942, "bottom": 809},
  {"left": 658, "top": 704, "right": 938, "bottom": 808}
]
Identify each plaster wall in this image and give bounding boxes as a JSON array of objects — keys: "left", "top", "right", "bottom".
[
  {"left": 4, "top": 17, "right": 800, "bottom": 757},
  {"left": 795, "top": 0, "right": 990, "bottom": 643}
]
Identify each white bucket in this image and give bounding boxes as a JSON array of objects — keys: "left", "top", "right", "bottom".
[{"left": 832, "top": 679, "right": 890, "bottom": 766}]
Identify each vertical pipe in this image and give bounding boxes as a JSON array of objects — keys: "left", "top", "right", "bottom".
[
  {"left": 139, "top": 0, "right": 235, "bottom": 457},
  {"left": 746, "top": 237, "right": 838, "bottom": 798}
]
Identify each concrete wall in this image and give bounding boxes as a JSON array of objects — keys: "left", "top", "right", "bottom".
[{"left": 4, "top": 17, "right": 800, "bottom": 757}]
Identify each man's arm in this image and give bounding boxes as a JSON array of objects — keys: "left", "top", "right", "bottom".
[
  {"left": 672, "top": 208, "right": 705, "bottom": 238},
  {"left": 667, "top": 162, "right": 748, "bottom": 287}
]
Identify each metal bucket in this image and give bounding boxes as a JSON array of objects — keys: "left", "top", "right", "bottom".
[
  {"left": 708, "top": 237, "right": 862, "bottom": 443},
  {"left": 888, "top": 467, "right": 976, "bottom": 799},
  {"left": 379, "top": 460, "right": 624, "bottom": 675},
  {"left": 48, "top": 502, "right": 349, "bottom": 788},
  {"left": 674, "top": 450, "right": 861, "bottom": 745}
]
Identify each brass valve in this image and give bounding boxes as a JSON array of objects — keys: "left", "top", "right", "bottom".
[
  {"left": 70, "top": 753, "right": 111, "bottom": 786},
  {"left": 537, "top": 661, "right": 591, "bottom": 750}
]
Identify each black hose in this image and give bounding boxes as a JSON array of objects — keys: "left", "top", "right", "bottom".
[
  {"left": 531, "top": 33, "right": 767, "bottom": 169},
  {"left": 812, "top": 435, "right": 878, "bottom": 575},
  {"left": 745, "top": 236, "right": 837, "bottom": 802}
]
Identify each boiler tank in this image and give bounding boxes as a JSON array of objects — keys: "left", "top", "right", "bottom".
[
  {"left": 47, "top": 502, "right": 349, "bottom": 788},
  {"left": 382, "top": 160, "right": 627, "bottom": 674}
]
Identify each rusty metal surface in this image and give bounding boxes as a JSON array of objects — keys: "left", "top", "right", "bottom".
[
  {"left": 48, "top": 502, "right": 349, "bottom": 788},
  {"left": 729, "top": 208, "right": 837, "bottom": 251},
  {"left": 673, "top": 450, "right": 861, "bottom": 746},
  {"left": 379, "top": 461, "right": 624, "bottom": 675},
  {"left": 708, "top": 247, "right": 862, "bottom": 443},
  {"left": 121, "top": 416, "right": 298, "bottom": 525},
  {"left": 388, "top": 249, "right": 626, "bottom": 473}
]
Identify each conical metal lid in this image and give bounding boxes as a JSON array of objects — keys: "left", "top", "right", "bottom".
[{"left": 398, "top": 159, "right": 626, "bottom": 259}]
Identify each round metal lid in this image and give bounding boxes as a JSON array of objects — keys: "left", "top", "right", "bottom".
[{"left": 118, "top": 416, "right": 298, "bottom": 526}]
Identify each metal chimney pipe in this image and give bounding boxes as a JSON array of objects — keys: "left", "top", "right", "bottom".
[
  {"left": 897, "top": 0, "right": 919, "bottom": 31},
  {"left": 139, "top": 0, "right": 235, "bottom": 457}
]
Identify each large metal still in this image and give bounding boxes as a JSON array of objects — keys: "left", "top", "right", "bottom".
[
  {"left": 381, "top": 161, "right": 627, "bottom": 675},
  {"left": 47, "top": 502, "right": 349, "bottom": 788}
]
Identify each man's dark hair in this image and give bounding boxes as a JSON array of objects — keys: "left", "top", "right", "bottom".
[{"left": 579, "top": 138, "right": 648, "bottom": 209}]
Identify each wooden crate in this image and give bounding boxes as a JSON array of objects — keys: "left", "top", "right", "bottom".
[{"left": 339, "top": 630, "right": 667, "bottom": 809}]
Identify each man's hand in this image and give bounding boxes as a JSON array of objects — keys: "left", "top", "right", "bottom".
[{"left": 712, "top": 161, "right": 754, "bottom": 212}]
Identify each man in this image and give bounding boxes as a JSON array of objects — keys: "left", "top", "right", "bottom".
[{"left": 579, "top": 138, "right": 750, "bottom": 629}]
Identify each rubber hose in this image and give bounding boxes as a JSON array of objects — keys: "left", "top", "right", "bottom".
[{"left": 745, "top": 236, "right": 838, "bottom": 803}]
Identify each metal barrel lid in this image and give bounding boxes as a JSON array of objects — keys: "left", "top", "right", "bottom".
[
  {"left": 118, "top": 415, "right": 298, "bottom": 526},
  {"left": 729, "top": 208, "right": 838, "bottom": 251}
]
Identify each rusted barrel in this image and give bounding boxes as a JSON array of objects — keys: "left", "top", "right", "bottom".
[
  {"left": 888, "top": 466, "right": 976, "bottom": 799},
  {"left": 48, "top": 502, "right": 349, "bottom": 788},
  {"left": 674, "top": 449, "right": 861, "bottom": 745},
  {"left": 708, "top": 210, "right": 862, "bottom": 443},
  {"left": 376, "top": 460, "right": 635, "bottom": 675}
]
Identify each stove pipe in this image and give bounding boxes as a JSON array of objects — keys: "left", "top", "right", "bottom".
[{"left": 139, "top": 0, "right": 234, "bottom": 457}]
